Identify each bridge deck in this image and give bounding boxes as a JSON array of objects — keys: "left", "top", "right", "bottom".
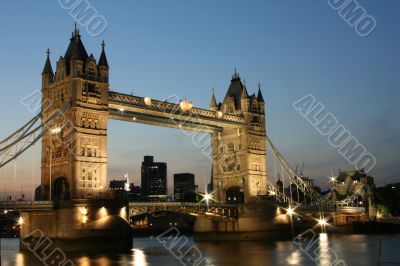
[
  {"left": 108, "top": 91, "right": 246, "bottom": 132},
  {"left": 0, "top": 201, "right": 53, "bottom": 211}
]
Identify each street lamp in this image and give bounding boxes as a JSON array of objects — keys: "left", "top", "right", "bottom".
[
  {"left": 286, "top": 207, "right": 294, "bottom": 216},
  {"left": 18, "top": 216, "right": 24, "bottom": 226},
  {"left": 144, "top": 97, "right": 152, "bottom": 106},
  {"left": 203, "top": 193, "right": 212, "bottom": 204},
  {"left": 286, "top": 205, "right": 296, "bottom": 236},
  {"left": 179, "top": 98, "right": 193, "bottom": 113}
]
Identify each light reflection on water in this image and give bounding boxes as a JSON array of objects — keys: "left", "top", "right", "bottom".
[
  {"left": 318, "top": 233, "right": 332, "bottom": 266},
  {"left": 132, "top": 249, "right": 147, "bottom": 266},
  {"left": 0, "top": 234, "right": 399, "bottom": 266}
]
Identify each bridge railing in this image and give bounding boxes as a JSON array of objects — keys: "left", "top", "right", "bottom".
[
  {"left": 296, "top": 205, "right": 336, "bottom": 212},
  {"left": 336, "top": 206, "right": 366, "bottom": 213},
  {"left": 128, "top": 202, "right": 238, "bottom": 208},
  {"left": 294, "top": 205, "right": 366, "bottom": 213},
  {"left": 0, "top": 201, "right": 53, "bottom": 210}
]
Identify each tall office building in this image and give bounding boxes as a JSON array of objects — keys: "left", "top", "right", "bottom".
[
  {"left": 141, "top": 156, "right": 167, "bottom": 202},
  {"left": 174, "top": 173, "right": 196, "bottom": 202}
]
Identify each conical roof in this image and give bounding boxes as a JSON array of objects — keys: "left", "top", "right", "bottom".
[
  {"left": 98, "top": 41, "right": 109, "bottom": 68},
  {"left": 42, "top": 49, "right": 53, "bottom": 75},
  {"left": 257, "top": 83, "right": 264, "bottom": 103},
  {"left": 225, "top": 69, "right": 244, "bottom": 109},
  {"left": 210, "top": 88, "right": 217, "bottom": 108},
  {"left": 64, "top": 27, "right": 88, "bottom": 74}
]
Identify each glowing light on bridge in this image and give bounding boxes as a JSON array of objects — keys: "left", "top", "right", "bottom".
[
  {"left": 179, "top": 98, "right": 193, "bottom": 113},
  {"left": 81, "top": 207, "right": 88, "bottom": 215},
  {"left": 120, "top": 207, "right": 127, "bottom": 220},
  {"left": 119, "top": 108, "right": 125, "bottom": 113},
  {"left": 316, "top": 214, "right": 330, "bottom": 232},
  {"left": 51, "top": 127, "right": 62, "bottom": 134},
  {"left": 284, "top": 205, "right": 298, "bottom": 216},
  {"left": 286, "top": 207, "right": 294, "bottom": 216},
  {"left": 18, "top": 216, "right": 24, "bottom": 226},
  {"left": 269, "top": 191, "right": 276, "bottom": 196},
  {"left": 144, "top": 97, "right": 152, "bottom": 106},
  {"left": 203, "top": 193, "right": 213, "bottom": 204},
  {"left": 199, "top": 190, "right": 215, "bottom": 206},
  {"left": 99, "top": 207, "right": 108, "bottom": 218},
  {"left": 81, "top": 207, "right": 88, "bottom": 224}
]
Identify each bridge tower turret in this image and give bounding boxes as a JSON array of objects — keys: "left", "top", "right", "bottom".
[
  {"left": 212, "top": 70, "right": 267, "bottom": 203},
  {"left": 41, "top": 27, "right": 109, "bottom": 200}
]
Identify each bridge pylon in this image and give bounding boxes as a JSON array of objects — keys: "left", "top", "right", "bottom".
[
  {"left": 211, "top": 73, "right": 267, "bottom": 203},
  {"left": 41, "top": 29, "right": 109, "bottom": 200}
]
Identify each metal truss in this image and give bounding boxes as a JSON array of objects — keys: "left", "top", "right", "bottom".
[{"left": 266, "top": 179, "right": 297, "bottom": 206}]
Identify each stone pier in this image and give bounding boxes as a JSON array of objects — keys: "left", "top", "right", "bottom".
[
  {"left": 193, "top": 199, "right": 312, "bottom": 240},
  {"left": 20, "top": 200, "right": 132, "bottom": 252}
]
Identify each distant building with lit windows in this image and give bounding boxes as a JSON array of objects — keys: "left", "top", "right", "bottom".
[
  {"left": 141, "top": 156, "right": 167, "bottom": 202},
  {"left": 174, "top": 173, "right": 196, "bottom": 202},
  {"left": 108, "top": 179, "right": 141, "bottom": 201}
]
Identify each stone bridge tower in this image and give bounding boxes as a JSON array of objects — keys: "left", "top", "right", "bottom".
[
  {"left": 211, "top": 71, "right": 267, "bottom": 203},
  {"left": 41, "top": 28, "right": 109, "bottom": 200}
]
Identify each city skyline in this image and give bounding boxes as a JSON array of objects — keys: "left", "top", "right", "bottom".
[{"left": 0, "top": 1, "right": 399, "bottom": 200}]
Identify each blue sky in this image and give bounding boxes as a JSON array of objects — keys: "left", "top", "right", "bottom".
[{"left": 0, "top": 1, "right": 399, "bottom": 198}]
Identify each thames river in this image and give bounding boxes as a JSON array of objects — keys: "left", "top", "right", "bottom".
[{"left": 1, "top": 234, "right": 399, "bottom": 265}]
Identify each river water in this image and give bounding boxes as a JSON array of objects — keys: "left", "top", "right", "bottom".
[{"left": 1, "top": 234, "right": 399, "bottom": 265}]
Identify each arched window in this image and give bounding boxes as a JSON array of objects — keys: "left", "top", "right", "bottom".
[{"left": 87, "top": 148, "right": 92, "bottom": 157}]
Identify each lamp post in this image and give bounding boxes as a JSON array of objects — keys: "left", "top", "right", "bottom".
[
  {"left": 49, "top": 146, "right": 52, "bottom": 201},
  {"left": 49, "top": 127, "right": 61, "bottom": 201}
]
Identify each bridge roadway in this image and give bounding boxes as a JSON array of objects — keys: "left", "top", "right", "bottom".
[
  {"left": 0, "top": 200, "right": 53, "bottom": 211},
  {"left": 127, "top": 202, "right": 366, "bottom": 219},
  {"left": 0, "top": 201, "right": 366, "bottom": 219}
]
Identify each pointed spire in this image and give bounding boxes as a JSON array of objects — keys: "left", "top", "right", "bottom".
[
  {"left": 257, "top": 82, "right": 264, "bottom": 102},
  {"left": 231, "top": 67, "right": 240, "bottom": 81},
  {"left": 73, "top": 22, "right": 80, "bottom": 37},
  {"left": 98, "top": 40, "right": 109, "bottom": 68},
  {"left": 210, "top": 87, "right": 217, "bottom": 109},
  {"left": 241, "top": 80, "right": 248, "bottom": 99},
  {"left": 42, "top": 48, "right": 53, "bottom": 75}
]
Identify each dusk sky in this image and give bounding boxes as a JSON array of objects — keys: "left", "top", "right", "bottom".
[{"left": 0, "top": 1, "right": 399, "bottom": 199}]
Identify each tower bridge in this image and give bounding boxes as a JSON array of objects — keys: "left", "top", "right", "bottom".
[{"left": 0, "top": 27, "right": 377, "bottom": 247}]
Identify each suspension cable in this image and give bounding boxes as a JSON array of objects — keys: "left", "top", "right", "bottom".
[
  {"left": 281, "top": 165, "right": 285, "bottom": 196},
  {"left": 0, "top": 102, "right": 70, "bottom": 169},
  {"left": 272, "top": 147, "right": 277, "bottom": 185},
  {"left": 32, "top": 132, "right": 36, "bottom": 200}
]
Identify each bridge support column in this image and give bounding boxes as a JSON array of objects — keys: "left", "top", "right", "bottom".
[
  {"left": 20, "top": 200, "right": 132, "bottom": 252},
  {"left": 193, "top": 199, "right": 308, "bottom": 240}
]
